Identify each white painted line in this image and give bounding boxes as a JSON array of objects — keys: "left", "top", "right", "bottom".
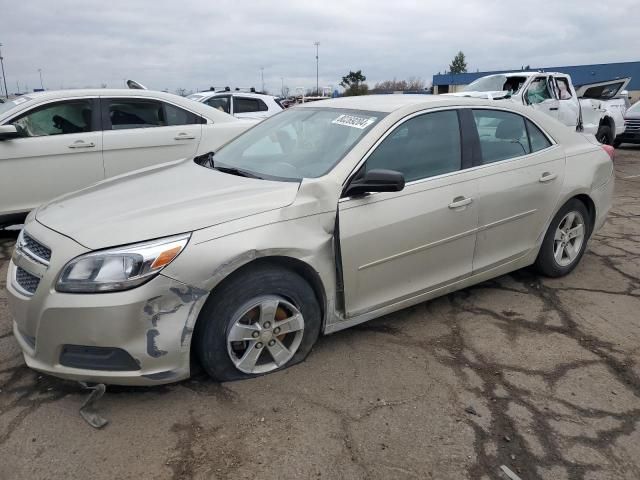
[{"left": 500, "top": 465, "right": 523, "bottom": 480}]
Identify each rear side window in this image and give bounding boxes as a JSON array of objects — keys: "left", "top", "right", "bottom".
[
  {"left": 164, "top": 103, "right": 202, "bottom": 126},
  {"left": 107, "top": 99, "right": 165, "bottom": 129},
  {"left": 12, "top": 100, "right": 94, "bottom": 137},
  {"left": 235, "top": 97, "right": 268, "bottom": 113},
  {"left": 473, "top": 110, "right": 531, "bottom": 164},
  {"left": 366, "top": 110, "right": 461, "bottom": 182},
  {"left": 526, "top": 120, "right": 552, "bottom": 152}
]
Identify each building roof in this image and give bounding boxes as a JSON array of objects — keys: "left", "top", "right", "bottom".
[{"left": 433, "top": 60, "right": 640, "bottom": 90}]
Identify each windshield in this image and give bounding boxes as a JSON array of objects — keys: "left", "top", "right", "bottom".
[
  {"left": 203, "top": 107, "right": 385, "bottom": 180},
  {"left": 0, "top": 96, "right": 32, "bottom": 117},
  {"left": 464, "top": 75, "right": 526, "bottom": 94}
]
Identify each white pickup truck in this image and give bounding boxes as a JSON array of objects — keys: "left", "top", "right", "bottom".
[{"left": 451, "top": 72, "right": 630, "bottom": 145}]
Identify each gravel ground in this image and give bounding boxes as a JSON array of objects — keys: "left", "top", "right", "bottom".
[{"left": 1, "top": 146, "right": 639, "bottom": 480}]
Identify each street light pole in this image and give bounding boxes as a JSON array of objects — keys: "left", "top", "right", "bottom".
[
  {"left": 38, "top": 68, "right": 44, "bottom": 90},
  {"left": 314, "top": 41, "right": 320, "bottom": 96},
  {"left": 0, "top": 43, "right": 8, "bottom": 99}
]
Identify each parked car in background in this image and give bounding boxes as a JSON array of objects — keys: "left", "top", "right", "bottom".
[
  {"left": 187, "top": 91, "right": 283, "bottom": 119},
  {"left": 452, "top": 72, "right": 630, "bottom": 145},
  {"left": 614, "top": 101, "right": 640, "bottom": 147},
  {"left": 0, "top": 89, "right": 255, "bottom": 227},
  {"left": 7, "top": 95, "right": 613, "bottom": 386}
]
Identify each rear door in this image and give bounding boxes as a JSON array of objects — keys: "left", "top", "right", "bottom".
[
  {"left": 469, "top": 108, "right": 565, "bottom": 273},
  {"left": 0, "top": 98, "right": 103, "bottom": 215},
  {"left": 338, "top": 109, "right": 479, "bottom": 316},
  {"left": 101, "top": 97, "right": 203, "bottom": 177}
]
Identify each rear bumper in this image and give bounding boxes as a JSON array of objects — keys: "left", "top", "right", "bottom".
[{"left": 592, "top": 173, "right": 614, "bottom": 234}]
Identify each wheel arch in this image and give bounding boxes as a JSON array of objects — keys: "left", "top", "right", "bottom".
[
  {"left": 195, "top": 254, "right": 328, "bottom": 334},
  {"left": 572, "top": 193, "right": 597, "bottom": 236}
]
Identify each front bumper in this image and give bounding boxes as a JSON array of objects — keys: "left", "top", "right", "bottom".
[
  {"left": 6, "top": 221, "right": 209, "bottom": 386},
  {"left": 615, "top": 131, "right": 640, "bottom": 144}
]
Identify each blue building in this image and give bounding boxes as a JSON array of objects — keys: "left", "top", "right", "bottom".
[{"left": 432, "top": 61, "right": 640, "bottom": 101}]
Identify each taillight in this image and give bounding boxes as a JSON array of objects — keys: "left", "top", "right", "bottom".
[{"left": 601, "top": 144, "right": 615, "bottom": 160}]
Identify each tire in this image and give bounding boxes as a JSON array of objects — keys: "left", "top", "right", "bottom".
[
  {"left": 595, "top": 125, "right": 614, "bottom": 145},
  {"left": 194, "top": 264, "right": 321, "bottom": 382},
  {"left": 613, "top": 139, "right": 622, "bottom": 148},
  {"left": 534, "top": 199, "right": 591, "bottom": 278}
]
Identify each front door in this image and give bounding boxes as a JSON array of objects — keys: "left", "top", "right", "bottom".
[
  {"left": 101, "top": 97, "right": 203, "bottom": 177},
  {"left": 526, "top": 76, "right": 560, "bottom": 120},
  {"left": 469, "top": 108, "right": 565, "bottom": 273},
  {"left": 338, "top": 109, "right": 479, "bottom": 317},
  {"left": 0, "top": 98, "right": 103, "bottom": 215}
]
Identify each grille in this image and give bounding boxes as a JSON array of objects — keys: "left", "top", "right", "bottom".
[
  {"left": 23, "top": 234, "right": 51, "bottom": 262},
  {"left": 16, "top": 267, "right": 40, "bottom": 294},
  {"left": 625, "top": 119, "right": 640, "bottom": 132}
]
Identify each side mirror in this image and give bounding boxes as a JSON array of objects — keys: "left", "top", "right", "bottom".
[
  {"left": 344, "top": 169, "right": 405, "bottom": 197},
  {"left": 0, "top": 125, "right": 20, "bottom": 141}
]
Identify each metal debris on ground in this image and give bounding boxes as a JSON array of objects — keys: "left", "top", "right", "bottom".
[
  {"left": 79, "top": 382, "right": 108, "bottom": 429},
  {"left": 500, "top": 465, "right": 522, "bottom": 480}
]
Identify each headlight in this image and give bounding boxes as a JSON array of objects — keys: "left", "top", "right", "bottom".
[{"left": 56, "top": 233, "right": 190, "bottom": 293}]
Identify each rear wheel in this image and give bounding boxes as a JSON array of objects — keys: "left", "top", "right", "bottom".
[
  {"left": 596, "top": 124, "right": 614, "bottom": 145},
  {"left": 534, "top": 199, "right": 591, "bottom": 277},
  {"left": 195, "top": 265, "right": 321, "bottom": 382}
]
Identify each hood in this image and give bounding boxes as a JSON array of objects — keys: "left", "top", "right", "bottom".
[
  {"left": 447, "top": 91, "right": 512, "bottom": 100},
  {"left": 36, "top": 160, "right": 300, "bottom": 249}
]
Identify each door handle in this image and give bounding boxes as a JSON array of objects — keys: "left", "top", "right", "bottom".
[
  {"left": 539, "top": 172, "right": 557, "bottom": 183},
  {"left": 549, "top": 107, "right": 559, "bottom": 111},
  {"left": 174, "top": 134, "right": 196, "bottom": 140},
  {"left": 68, "top": 141, "right": 95, "bottom": 149},
  {"left": 448, "top": 196, "right": 473, "bottom": 209}
]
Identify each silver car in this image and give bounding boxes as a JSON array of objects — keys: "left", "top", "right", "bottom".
[{"left": 7, "top": 95, "right": 614, "bottom": 385}]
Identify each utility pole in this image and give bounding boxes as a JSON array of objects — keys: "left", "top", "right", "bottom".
[
  {"left": 280, "top": 77, "right": 284, "bottom": 97},
  {"left": 260, "top": 66, "right": 264, "bottom": 92},
  {"left": 38, "top": 68, "right": 44, "bottom": 90},
  {"left": 314, "top": 41, "right": 320, "bottom": 96},
  {"left": 0, "top": 43, "right": 8, "bottom": 99}
]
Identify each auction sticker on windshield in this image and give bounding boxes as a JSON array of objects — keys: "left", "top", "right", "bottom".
[{"left": 332, "top": 114, "right": 377, "bottom": 129}]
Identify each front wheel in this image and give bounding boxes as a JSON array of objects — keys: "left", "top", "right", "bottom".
[
  {"left": 534, "top": 199, "right": 591, "bottom": 277},
  {"left": 596, "top": 125, "right": 614, "bottom": 145},
  {"left": 194, "top": 265, "right": 321, "bottom": 382}
]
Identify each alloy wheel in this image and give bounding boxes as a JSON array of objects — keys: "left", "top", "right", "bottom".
[
  {"left": 553, "top": 211, "right": 586, "bottom": 267},
  {"left": 226, "top": 295, "right": 305, "bottom": 374}
]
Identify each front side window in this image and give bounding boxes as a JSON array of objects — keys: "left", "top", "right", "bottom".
[
  {"left": 206, "top": 96, "right": 230, "bottom": 114},
  {"left": 235, "top": 97, "right": 267, "bottom": 114},
  {"left": 204, "top": 108, "right": 384, "bottom": 180},
  {"left": 12, "top": 100, "right": 94, "bottom": 137},
  {"left": 108, "top": 99, "right": 165, "bottom": 129},
  {"left": 473, "top": 110, "right": 531, "bottom": 163},
  {"left": 365, "top": 110, "right": 461, "bottom": 182},
  {"left": 526, "top": 77, "right": 552, "bottom": 105}
]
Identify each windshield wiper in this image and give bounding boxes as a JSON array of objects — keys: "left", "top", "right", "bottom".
[{"left": 213, "top": 165, "right": 263, "bottom": 179}]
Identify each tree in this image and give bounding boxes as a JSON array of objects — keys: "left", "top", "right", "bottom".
[
  {"left": 373, "top": 77, "right": 426, "bottom": 92},
  {"left": 449, "top": 51, "right": 468, "bottom": 74},
  {"left": 340, "top": 70, "right": 368, "bottom": 96}
]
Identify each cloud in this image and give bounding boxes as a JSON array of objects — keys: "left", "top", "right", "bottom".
[{"left": 2, "top": 0, "right": 639, "bottom": 94}]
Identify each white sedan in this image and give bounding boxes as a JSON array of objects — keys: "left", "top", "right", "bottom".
[
  {"left": 0, "top": 89, "right": 255, "bottom": 226},
  {"left": 187, "top": 91, "right": 283, "bottom": 120}
]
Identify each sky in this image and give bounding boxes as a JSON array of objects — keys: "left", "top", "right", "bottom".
[{"left": 2, "top": 0, "right": 639, "bottom": 96}]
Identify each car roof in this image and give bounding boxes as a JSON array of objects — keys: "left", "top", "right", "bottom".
[
  {"left": 295, "top": 94, "right": 512, "bottom": 113},
  {"left": 485, "top": 72, "right": 566, "bottom": 78},
  {"left": 192, "top": 91, "right": 276, "bottom": 100},
  {"left": 0, "top": 89, "right": 237, "bottom": 123}
]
